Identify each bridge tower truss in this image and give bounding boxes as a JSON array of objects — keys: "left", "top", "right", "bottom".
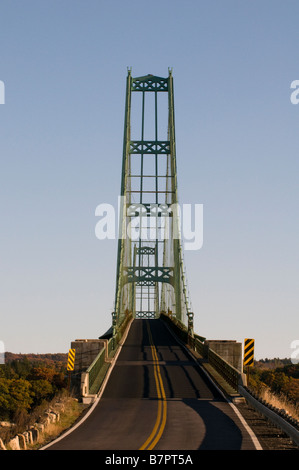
[{"left": 113, "top": 69, "right": 193, "bottom": 332}]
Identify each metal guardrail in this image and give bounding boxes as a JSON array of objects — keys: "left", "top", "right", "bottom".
[
  {"left": 115, "top": 312, "right": 133, "bottom": 345},
  {"left": 207, "top": 347, "right": 243, "bottom": 391},
  {"left": 159, "top": 312, "right": 189, "bottom": 343},
  {"left": 107, "top": 336, "right": 114, "bottom": 356},
  {"left": 160, "top": 312, "right": 244, "bottom": 392},
  {"left": 161, "top": 314, "right": 299, "bottom": 447},
  {"left": 86, "top": 346, "right": 107, "bottom": 394},
  {"left": 191, "top": 335, "right": 244, "bottom": 392},
  {"left": 81, "top": 313, "right": 299, "bottom": 447},
  {"left": 239, "top": 386, "right": 299, "bottom": 447},
  {"left": 192, "top": 336, "right": 208, "bottom": 358},
  {"left": 82, "top": 313, "right": 133, "bottom": 399}
]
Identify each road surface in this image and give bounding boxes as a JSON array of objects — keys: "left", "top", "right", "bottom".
[{"left": 45, "top": 319, "right": 261, "bottom": 450}]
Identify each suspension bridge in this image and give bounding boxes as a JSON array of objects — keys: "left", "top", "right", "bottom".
[{"left": 43, "top": 70, "right": 299, "bottom": 451}]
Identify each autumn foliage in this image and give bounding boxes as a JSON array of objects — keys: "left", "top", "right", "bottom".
[
  {"left": 249, "top": 360, "right": 299, "bottom": 405},
  {"left": 0, "top": 354, "right": 67, "bottom": 421}
]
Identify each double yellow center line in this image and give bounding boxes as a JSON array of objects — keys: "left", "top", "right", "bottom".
[{"left": 139, "top": 321, "right": 167, "bottom": 450}]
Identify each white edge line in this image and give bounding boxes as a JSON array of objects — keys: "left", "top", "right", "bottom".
[
  {"left": 228, "top": 400, "right": 263, "bottom": 450},
  {"left": 162, "top": 320, "right": 263, "bottom": 451},
  {"left": 40, "top": 319, "right": 134, "bottom": 450}
]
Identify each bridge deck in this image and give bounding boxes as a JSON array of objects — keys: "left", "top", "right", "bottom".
[{"left": 46, "top": 319, "right": 260, "bottom": 450}]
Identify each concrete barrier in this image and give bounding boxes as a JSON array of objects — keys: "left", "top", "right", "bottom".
[
  {"left": 0, "top": 437, "right": 6, "bottom": 450},
  {"left": 17, "top": 434, "right": 27, "bottom": 450},
  {"left": 71, "top": 339, "right": 106, "bottom": 372},
  {"left": 1, "top": 403, "right": 66, "bottom": 450},
  {"left": 23, "top": 431, "right": 33, "bottom": 445},
  {"left": 8, "top": 436, "right": 20, "bottom": 450},
  {"left": 204, "top": 340, "right": 243, "bottom": 372},
  {"left": 30, "top": 427, "right": 39, "bottom": 442}
]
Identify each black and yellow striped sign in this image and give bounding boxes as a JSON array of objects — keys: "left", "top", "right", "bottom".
[
  {"left": 243, "top": 339, "right": 254, "bottom": 368},
  {"left": 67, "top": 348, "right": 76, "bottom": 371}
]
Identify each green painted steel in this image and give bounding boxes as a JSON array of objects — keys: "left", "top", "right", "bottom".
[
  {"left": 113, "top": 69, "right": 194, "bottom": 337},
  {"left": 87, "top": 337, "right": 115, "bottom": 394},
  {"left": 87, "top": 347, "right": 106, "bottom": 394}
]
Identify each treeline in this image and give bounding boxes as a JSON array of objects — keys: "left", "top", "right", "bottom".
[
  {"left": 0, "top": 355, "right": 68, "bottom": 421},
  {"left": 255, "top": 358, "right": 293, "bottom": 369},
  {"left": 5, "top": 352, "right": 67, "bottom": 366},
  {"left": 250, "top": 361, "right": 299, "bottom": 404}
]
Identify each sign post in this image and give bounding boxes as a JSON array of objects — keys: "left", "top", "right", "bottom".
[
  {"left": 67, "top": 348, "right": 76, "bottom": 393},
  {"left": 243, "top": 339, "right": 254, "bottom": 386}
]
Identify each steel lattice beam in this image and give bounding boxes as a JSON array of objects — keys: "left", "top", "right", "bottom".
[{"left": 113, "top": 69, "right": 192, "bottom": 328}]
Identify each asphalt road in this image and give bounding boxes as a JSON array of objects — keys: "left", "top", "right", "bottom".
[{"left": 45, "top": 319, "right": 261, "bottom": 450}]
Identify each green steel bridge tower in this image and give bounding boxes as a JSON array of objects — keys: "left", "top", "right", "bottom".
[{"left": 112, "top": 69, "right": 193, "bottom": 338}]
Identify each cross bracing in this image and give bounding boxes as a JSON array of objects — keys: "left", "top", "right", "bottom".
[{"left": 113, "top": 69, "right": 193, "bottom": 335}]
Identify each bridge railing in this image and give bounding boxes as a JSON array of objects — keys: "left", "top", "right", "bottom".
[
  {"left": 190, "top": 335, "right": 243, "bottom": 389},
  {"left": 86, "top": 344, "right": 108, "bottom": 394},
  {"left": 114, "top": 312, "right": 133, "bottom": 346},
  {"left": 82, "top": 312, "right": 245, "bottom": 400},
  {"left": 80, "top": 312, "right": 133, "bottom": 401},
  {"left": 159, "top": 312, "right": 189, "bottom": 343},
  {"left": 160, "top": 312, "right": 245, "bottom": 394},
  {"left": 206, "top": 346, "right": 244, "bottom": 390}
]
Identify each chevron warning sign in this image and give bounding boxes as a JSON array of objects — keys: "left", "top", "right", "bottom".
[
  {"left": 243, "top": 339, "right": 254, "bottom": 369},
  {"left": 67, "top": 348, "right": 76, "bottom": 371}
]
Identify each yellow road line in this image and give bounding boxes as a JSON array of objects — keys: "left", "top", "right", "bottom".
[{"left": 139, "top": 321, "right": 167, "bottom": 450}]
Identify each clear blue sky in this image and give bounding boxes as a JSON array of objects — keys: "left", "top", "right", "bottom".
[{"left": 0, "top": 1, "right": 298, "bottom": 360}]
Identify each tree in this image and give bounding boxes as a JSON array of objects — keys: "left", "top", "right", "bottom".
[
  {"left": 28, "top": 366, "right": 56, "bottom": 382},
  {"left": 0, "top": 379, "right": 11, "bottom": 419},
  {"left": 10, "top": 358, "right": 32, "bottom": 379},
  {"left": 260, "top": 370, "right": 275, "bottom": 387},
  {"left": 0, "top": 378, "right": 33, "bottom": 420},
  {"left": 30, "top": 379, "right": 53, "bottom": 406},
  {"left": 8, "top": 379, "right": 33, "bottom": 413},
  {"left": 271, "top": 372, "right": 290, "bottom": 394},
  {"left": 286, "top": 378, "right": 299, "bottom": 403},
  {"left": 52, "top": 371, "right": 66, "bottom": 389}
]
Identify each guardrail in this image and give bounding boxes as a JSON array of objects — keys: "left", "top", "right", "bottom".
[
  {"left": 114, "top": 312, "right": 133, "bottom": 346},
  {"left": 78, "top": 312, "right": 299, "bottom": 447},
  {"left": 239, "top": 386, "right": 299, "bottom": 447},
  {"left": 161, "top": 313, "right": 299, "bottom": 447},
  {"left": 159, "top": 312, "right": 190, "bottom": 343},
  {"left": 160, "top": 312, "right": 244, "bottom": 393},
  {"left": 80, "top": 312, "right": 133, "bottom": 401},
  {"left": 207, "top": 347, "right": 244, "bottom": 390},
  {"left": 88, "top": 338, "right": 113, "bottom": 394}
]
